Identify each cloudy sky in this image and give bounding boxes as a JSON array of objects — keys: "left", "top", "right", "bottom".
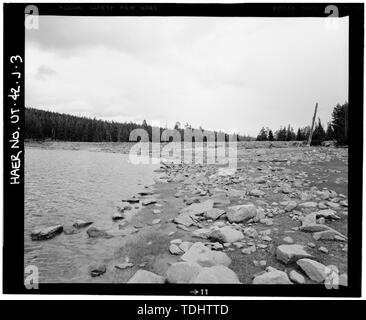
[{"left": 25, "top": 16, "right": 349, "bottom": 136}]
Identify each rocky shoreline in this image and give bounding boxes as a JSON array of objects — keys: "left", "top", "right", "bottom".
[{"left": 30, "top": 146, "right": 348, "bottom": 285}]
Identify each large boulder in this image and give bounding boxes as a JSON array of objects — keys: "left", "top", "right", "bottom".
[
  {"left": 276, "top": 244, "right": 313, "bottom": 264},
  {"left": 253, "top": 267, "right": 292, "bottom": 284},
  {"left": 226, "top": 204, "right": 257, "bottom": 223},
  {"left": 181, "top": 242, "right": 231, "bottom": 267},
  {"left": 209, "top": 226, "right": 244, "bottom": 243},
  {"left": 166, "top": 262, "right": 202, "bottom": 283},
  {"left": 191, "top": 265, "right": 241, "bottom": 284},
  {"left": 127, "top": 270, "right": 165, "bottom": 283},
  {"left": 296, "top": 259, "right": 328, "bottom": 283},
  {"left": 31, "top": 225, "right": 63, "bottom": 241}
]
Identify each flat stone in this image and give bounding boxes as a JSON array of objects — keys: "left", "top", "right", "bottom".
[
  {"left": 31, "top": 225, "right": 63, "bottom": 241},
  {"left": 127, "top": 270, "right": 165, "bottom": 283},
  {"left": 276, "top": 244, "right": 313, "bottom": 264}
]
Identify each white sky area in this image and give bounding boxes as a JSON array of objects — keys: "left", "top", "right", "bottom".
[{"left": 25, "top": 16, "right": 349, "bottom": 136}]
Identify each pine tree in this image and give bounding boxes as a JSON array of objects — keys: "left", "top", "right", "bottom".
[
  {"left": 268, "top": 129, "right": 274, "bottom": 141},
  {"left": 331, "top": 102, "right": 348, "bottom": 145}
]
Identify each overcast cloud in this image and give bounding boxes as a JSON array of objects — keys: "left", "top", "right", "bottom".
[{"left": 25, "top": 16, "right": 349, "bottom": 136}]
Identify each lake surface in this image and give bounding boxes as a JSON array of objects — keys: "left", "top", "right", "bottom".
[{"left": 24, "top": 146, "right": 159, "bottom": 283}]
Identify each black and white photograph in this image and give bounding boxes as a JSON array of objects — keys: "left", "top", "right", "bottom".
[{"left": 2, "top": 2, "right": 363, "bottom": 298}]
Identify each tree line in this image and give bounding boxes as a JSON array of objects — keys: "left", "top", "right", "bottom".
[
  {"left": 25, "top": 107, "right": 250, "bottom": 142},
  {"left": 255, "top": 102, "right": 349, "bottom": 146}
]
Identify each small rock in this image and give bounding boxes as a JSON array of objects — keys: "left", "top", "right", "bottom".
[
  {"left": 289, "top": 270, "right": 306, "bottom": 284},
  {"left": 169, "top": 243, "right": 183, "bottom": 255},
  {"left": 318, "top": 246, "right": 329, "bottom": 254},
  {"left": 283, "top": 236, "right": 294, "bottom": 244}
]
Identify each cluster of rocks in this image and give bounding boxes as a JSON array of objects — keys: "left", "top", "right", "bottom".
[{"left": 150, "top": 147, "right": 348, "bottom": 284}]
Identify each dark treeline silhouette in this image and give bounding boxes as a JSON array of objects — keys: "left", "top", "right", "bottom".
[
  {"left": 25, "top": 107, "right": 252, "bottom": 142},
  {"left": 255, "top": 102, "right": 349, "bottom": 146}
]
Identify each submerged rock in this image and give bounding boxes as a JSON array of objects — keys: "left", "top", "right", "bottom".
[
  {"left": 86, "top": 227, "right": 113, "bottom": 239},
  {"left": 31, "top": 225, "right": 63, "bottom": 241}
]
